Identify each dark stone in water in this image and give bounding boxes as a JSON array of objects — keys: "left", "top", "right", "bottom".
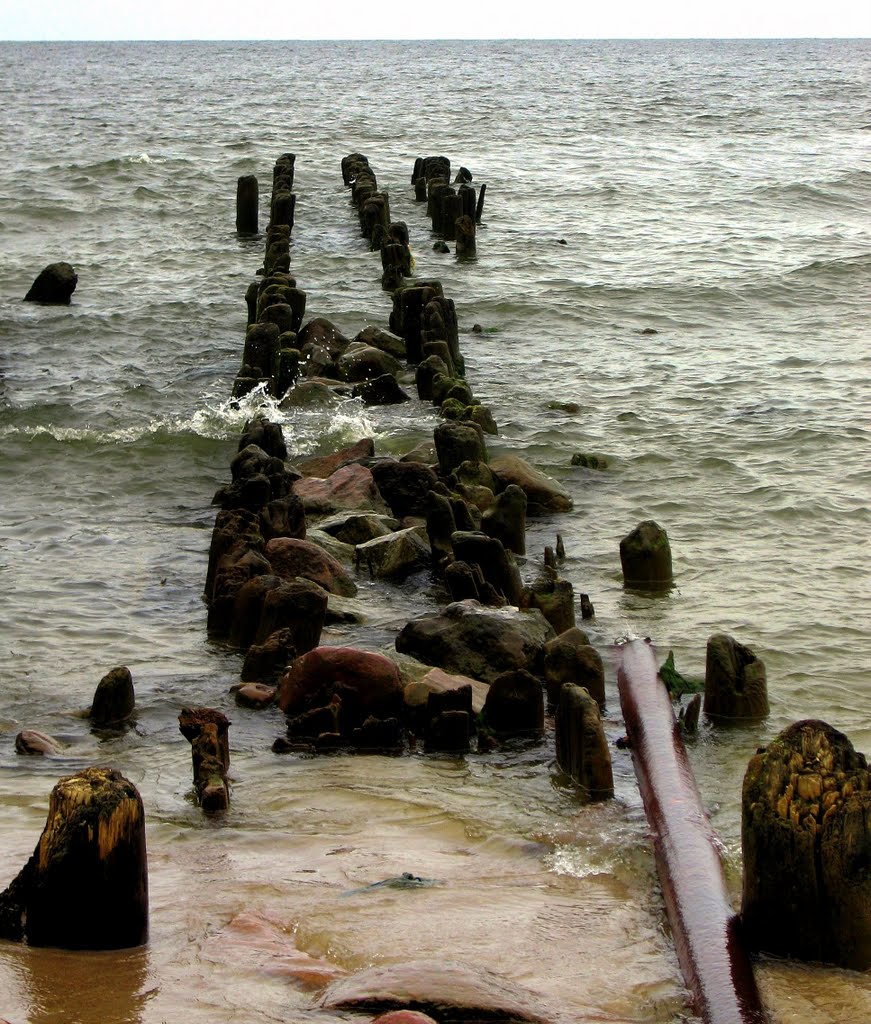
[{"left": 24, "top": 262, "right": 77, "bottom": 304}]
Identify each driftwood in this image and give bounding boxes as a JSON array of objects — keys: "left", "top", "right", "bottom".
[{"left": 617, "top": 639, "right": 765, "bottom": 1024}]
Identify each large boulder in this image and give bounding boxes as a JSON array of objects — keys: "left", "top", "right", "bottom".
[
  {"left": 297, "top": 317, "right": 350, "bottom": 358},
  {"left": 265, "top": 537, "right": 357, "bottom": 596},
  {"left": 292, "top": 464, "right": 390, "bottom": 517},
  {"left": 488, "top": 454, "right": 573, "bottom": 514},
  {"left": 353, "top": 374, "right": 410, "bottom": 406},
  {"left": 317, "top": 511, "right": 399, "bottom": 546},
  {"left": 24, "top": 262, "right": 77, "bottom": 304},
  {"left": 337, "top": 345, "right": 403, "bottom": 383},
  {"left": 353, "top": 325, "right": 407, "bottom": 360},
  {"left": 395, "top": 600, "right": 555, "bottom": 684},
  {"left": 278, "top": 646, "right": 404, "bottom": 734}
]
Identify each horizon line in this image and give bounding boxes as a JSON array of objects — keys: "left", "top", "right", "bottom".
[{"left": 2, "top": 35, "right": 870, "bottom": 43}]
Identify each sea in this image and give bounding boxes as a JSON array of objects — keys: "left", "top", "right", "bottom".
[{"left": 0, "top": 38, "right": 869, "bottom": 1024}]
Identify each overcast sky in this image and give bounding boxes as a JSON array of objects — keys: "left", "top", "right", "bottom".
[{"left": 1, "top": 0, "right": 869, "bottom": 40}]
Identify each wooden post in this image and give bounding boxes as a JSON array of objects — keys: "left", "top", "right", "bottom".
[
  {"left": 475, "top": 182, "right": 487, "bottom": 223},
  {"left": 235, "top": 174, "right": 258, "bottom": 233},
  {"left": 742, "top": 719, "right": 871, "bottom": 969},
  {"left": 179, "top": 707, "right": 230, "bottom": 812},
  {"left": 0, "top": 767, "right": 148, "bottom": 949}
]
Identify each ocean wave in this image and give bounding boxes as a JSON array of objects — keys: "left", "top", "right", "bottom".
[
  {"left": 787, "top": 252, "right": 871, "bottom": 283},
  {"left": 0, "top": 386, "right": 377, "bottom": 453}
]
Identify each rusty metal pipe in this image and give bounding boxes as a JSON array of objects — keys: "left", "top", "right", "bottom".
[{"left": 616, "top": 639, "right": 766, "bottom": 1024}]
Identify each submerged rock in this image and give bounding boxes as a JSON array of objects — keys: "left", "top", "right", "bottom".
[
  {"left": 488, "top": 454, "right": 573, "bottom": 514},
  {"left": 320, "top": 959, "right": 549, "bottom": 1023},
  {"left": 278, "top": 646, "right": 404, "bottom": 734}
]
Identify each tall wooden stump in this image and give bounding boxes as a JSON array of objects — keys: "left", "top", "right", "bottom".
[
  {"left": 455, "top": 214, "right": 476, "bottom": 257},
  {"left": 704, "top": 633, "right": 768, "bottom": 721},
  {"left": 742, "top": 719, "right": 871, "bottom": 969},
  {"left": 0, "top": 767, "right": 148, "bottom": 948},
  {"left": 619, "top": 519, "right": 673, "bottom": 589},
  {"left": 179, "top": 707, "right": 230, "bottom": 812},
  {"left": 236, "top": 174, "right": 258, "bottom": 233},
  {"left": 555, "top": 683, "right": 613, "bottom": 800}
]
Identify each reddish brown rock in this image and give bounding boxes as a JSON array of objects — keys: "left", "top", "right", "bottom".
[
  {"left": 265, "top": 537, "right": 358, "bottom": 596},
  {"left": 292, "top": 463, "right": 390, "bottom": 517},
  {"left": 295, "top": 437, "right": 374, "bottom": 478},
  {"left": 235, "top": 683, "right": 277, "bottom": 708},
  {"left": 278, "top": 646, "right": 404, "bottom": 735},
  {"left": 320, "top": 959, "right": 549, "bottom": 1023}
]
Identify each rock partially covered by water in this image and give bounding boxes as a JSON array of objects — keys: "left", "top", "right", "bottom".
[
  {"left": 292, "top": 464, "right": 391, "bottom": 517},
  {"left": 703, "top": 632, "right": 768, "bottom": 721},
  {"left": 24, "top": 262, "right": 77, "bottom": 304},
  {"left": 619, "top": 519, "right": 673, "bottom": 589},
  {"left": 278, "top": 646, "right": 404, "bottom": 734},
  {"left": 395, "top": 600, "right": 554, "bottom": 684},
  {"left": 742, "top": 719, "right": 871, "bottom": 969},
  {"left": 90, "top": 665, "right": 135, "bottom": 727},
  {"left": 555, "top": 683, "right": 613, "bottom": 800},
  {"left": 0, "top": 767, "right": 148, "bottom": 948},
  {"left": 14, "top": 729, "right": 64, "bottom": 756},
  {"left": 265, "top": 537, "right": 358, "bottom": 596},
  {"left": 488, "top": 454, "right": 573, "bottom": 515},
  {"left": 320, "top": 959, "right": 549, "bottom": 1023}
]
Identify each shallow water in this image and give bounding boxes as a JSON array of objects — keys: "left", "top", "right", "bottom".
[{"left": 1, "top": 38, "right": 870, "bottom": 1023}]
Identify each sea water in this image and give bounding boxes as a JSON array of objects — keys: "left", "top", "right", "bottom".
[{"left": 0, "top": 38, "right": 870, "bottom": 1023}]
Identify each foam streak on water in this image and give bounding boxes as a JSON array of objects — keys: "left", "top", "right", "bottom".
[{"left": 0, "top": 38, "right": 870, "bottom": 1023}]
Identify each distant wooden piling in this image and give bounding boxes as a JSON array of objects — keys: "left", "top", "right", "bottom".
[{"left": 236, "top": 174, "right": 259, "bottom": 233}]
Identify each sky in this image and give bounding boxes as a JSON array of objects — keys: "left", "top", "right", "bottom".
[{"left": 1, "top": 0, "right": 869, "bottom": 40}]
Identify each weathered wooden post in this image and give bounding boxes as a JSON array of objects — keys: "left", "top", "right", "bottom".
[
  {"left": 235, "top": 174, "right": 258, "bottom": 233},
  {"left": 179, "top": 707, "right": 230, "bottom": 812},
  {"left": 90, "top": 665, "right": 135, "bottom": 727},
  {"left": 455, "top": 214, "right": 476, "bottom": 257},
  {"left": 0, "top": 767, "right": 148, "bottom": 948},
  {"left": 742, "top": 719, "right": 871, "bottom": 969},
  {"left": 619, "top": 519, "right": 673, "bottom": 589},
  {"left": 555, "top": 683, "right": 613, "bottom": 800},
  {"left": 475, "top": 182, "right": 487, "bottom": 223},
  {"left": 704, "top": 633, "right": 768, "bottom": 721}
]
